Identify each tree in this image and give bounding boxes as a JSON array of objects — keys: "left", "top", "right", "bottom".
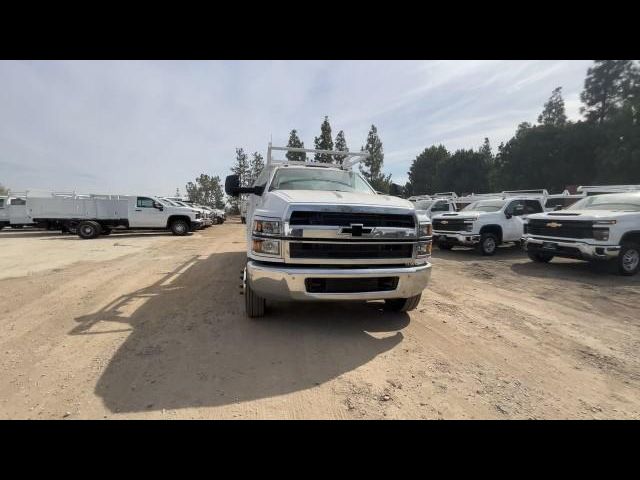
[
  {"left": 405, "top": 145, "right": 450, "bottom": 195},
  {"left": 185, "top": 174, "right": 225, "bottom": 208},
  {"left": 248, "top": 152, "right": 264, "bottom": 186},
  {"left": 538, "top": 87, "right": 567, "bottom": 126},
  {"left": 580, "top": 60, "right": 636, "bottom": 124},
  {"left": 0, "top": 183, "right": 7, "bottom": 195},
  {"left": 285, "top": 129, "right": 307, "bottom": 162},
  {"left": 314, "top": 116, "right": 334, "bottom": 163},
  {"left": 230, "top": 147, "right": 251, "bottom": 187},
  {"left": 334, "top": 130, "right": 348, "bottom": 165},
  {"left": 359, "top": 125, "right": 385, "bottom": 186},
  {"left": 228, "top": 147, "right": 251, "bottom": 213}
]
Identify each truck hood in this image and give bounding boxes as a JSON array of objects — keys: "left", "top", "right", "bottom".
[
  {"left": 254, "top": 190, "right": 418, "bottom": 220},
  {"left": 431, "top": 210, "right": 495, "bottom": 221},
  {"left": 271, "top": 190, "right": 414, "bottom": 209},
  {"left": 528, "top": 210, "right": 639, "bottom": 221}
]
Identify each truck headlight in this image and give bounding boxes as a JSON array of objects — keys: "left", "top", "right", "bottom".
[
  {"left": 593, "top": 229, "right": 609, "bottom": 241},
  {"left": 253, "top": 219, "right": 282, "bottom": 236},
  {"left": 464, "top": 222, "right": 474, "bottom": 232},
  {"left": 417, "top": 241, "right": 432, "bottom": 257},
  {"left": 418, "top": 223, "right": 432, "bottom": 238},
  {"left": 252, "top": 238, "right": 281, "bottom": 256}
]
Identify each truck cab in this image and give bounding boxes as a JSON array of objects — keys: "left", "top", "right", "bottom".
[
  {"left": 0, "top": 194, "right": 34, "bottom": 229},
  {"left": 225, "top": 144, "right": 433, "bottom": 318},
  {"left": 432, "top": 195, "right": 545, "bottom": 255},
  {"left": 412, "top": 197, "right": 456, "bottom": 218}
]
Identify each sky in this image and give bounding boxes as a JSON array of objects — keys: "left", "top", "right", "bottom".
[{"left": 0, "top": 60, "right": 593, "bottom": 195}]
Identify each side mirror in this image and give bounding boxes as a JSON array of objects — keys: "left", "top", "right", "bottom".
[
  {"left": 505, "top": 212, "right": 513, "bottom": 219},
  {"left": 225, "top": 175, "right": 240, "bottom": 196},
  {"left": 225, "top": 175, "right": 265, "bottom": 197},
  {"left": 153, "top": 202, "right": 164, "bottom": 211}
]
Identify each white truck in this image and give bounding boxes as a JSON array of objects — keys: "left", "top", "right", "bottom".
[
  {"left": 27, "top": 193, "right": 203, "bottom": 238},
  {"left": 522, "top": 192, "right": 640, "bottom": 275},
  {"left": 225, "top": 144, "right": 433, "bottom": 318},
  {"left": 0, "top": 193, "right": 35, "bottom": 229},
  {"left": 239, "top": 197, "right": 248, "bottom": 224},
  {"left": 161, "top": 197, "right": 211, "bottom": 228},
  {"left": 432, "top": 194, "right": 545, "bottom": 255},
  {"left": 411, "top": 195, "right": 457, "bottom": 218}
]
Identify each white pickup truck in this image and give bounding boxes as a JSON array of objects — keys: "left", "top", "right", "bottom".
[
  {"left": 522, "top": 192, "right": 640, "bottom": 275},
  {"left": 225, "top": 144, "right": 433, "bottom": 318},
  {"left": 410, "top": 196, "right": 457, "bottom": 218},
  {"left": 28, "top": 194, "right": 203, "bottom": 238},
  {"left": 0, "top": 194, "right": 35, "bottom": 229},
  {"left": 432, "top": 196, "right": 545, "bottom": 255}
]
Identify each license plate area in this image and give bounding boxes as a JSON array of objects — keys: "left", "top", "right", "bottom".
[{"left": 542, "top": 242, "right": 558, "bottom": 251}]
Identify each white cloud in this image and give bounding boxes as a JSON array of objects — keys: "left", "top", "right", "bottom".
[{"left": 0, "top": 60, "right": 592, "bottom": 193}]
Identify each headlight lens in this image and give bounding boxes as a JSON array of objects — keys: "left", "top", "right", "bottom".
[
  {"left": 464, "top": 222, "right": 474, "bottom": 232},
  {"left": 253, "top": 219, "right": 282, "bottom": 236},
  {"left": 593, "top": 228, "right": 610, "bottom": 241},
  {"left": 252, "top": 238, "right": 281, "bottom": 256},
  {"left": 417, "top": 241, "right": 432, "bottom": 257},
  {"left": 418, "top": 223, "right": 432, "bottom": 237}
]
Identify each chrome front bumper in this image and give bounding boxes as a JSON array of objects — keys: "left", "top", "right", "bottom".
[
  {"left": 247, "top": 260, "right": 432, "bottom": 301},
  {"left": 522, "top": 236, "right": 621, "bottom": 260},
  {"left": 433, "top": 232, "right": 480, "bottom": 246}
]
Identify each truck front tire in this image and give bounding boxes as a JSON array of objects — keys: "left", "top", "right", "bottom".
[
  {"left": 437, "top": 241, "right": 453, "bottom": 251},
  {"left": 528, "top": 251, "right": 553, "bottom": 263},
  {"left": 384, "top": 294, "right": 421, "bottom": 312},
  {"left": 245, "top": 281, "right": 266, "bottom": 318},
  {"left": 170, "top": 219, "right": 189, "bottom": 236},
  {"left": 618, "top": 242, "right": 640, "bottom": 276},
  {"left": 478, "top": 233, "right": 498, "bottom": 256},
  {"left": 78, "top": 221, "right": 101, "bottom": 239}
]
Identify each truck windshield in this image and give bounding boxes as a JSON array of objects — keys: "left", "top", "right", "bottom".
[
  {"left": 568, "top": 193, "right": 640, "bottom": 212},
  {"left": 414, "top": 200, "right": 433, "bottom": 210},
  {"left": 269, "top": 168, "right": 375, "bottom": 194},
  {"left": 462, "top": 199, "right": 505, "bottom": 212}
]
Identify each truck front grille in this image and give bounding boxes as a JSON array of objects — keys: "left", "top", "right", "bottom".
[
  {"left": 433, "top": 218, "right": 466, "bottom": 232},
  {"left": 289, "top": 211, "right": 414, "bottom": 228},
  {"left": 289, "top": 242, "right": 413, "bottom": 259},
  {"left": 305, "top": 277, "right": 399, "bottom": 293},
  {"left": 527, "top": 219, "right": 594, "bottom": 239}
]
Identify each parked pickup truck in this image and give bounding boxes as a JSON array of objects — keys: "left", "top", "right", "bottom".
[
  {"left": 522, "top": 192, "right": 640, "bottom": 275},
  {"left": 0, "top": 194, "right": 35, "bottom": 229},
  {"left": 411, "top": 196, "right": 457, "bottom": 218},
  {"left": 28, "top": 194, "right": 203, "bottom": 238},
  {"left": 432, "top": 196, "right": 545, "bottom": 255},
  {"left": 225, "top": 144, "right": 433, "bottom": 318}
]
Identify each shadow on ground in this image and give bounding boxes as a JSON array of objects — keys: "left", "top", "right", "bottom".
[
  {"left": 0, "top": 231, "right": 59, "bottom": 239},
  {"left": 44, "top": 231, "right": 185, "bottom": 241},
  {"left": 431, "top": 244, "right": 525, "bottom": 262},
  {"left": 72, "top": 252, "right": 409, "bottom": 413},
  {"left": 510, "top": 257, "right": 640, "bottom": 284}
]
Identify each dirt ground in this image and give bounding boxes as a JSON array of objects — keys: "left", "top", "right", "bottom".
[{"left": 1, "top": 219, "right": 639, "bottom": 419}]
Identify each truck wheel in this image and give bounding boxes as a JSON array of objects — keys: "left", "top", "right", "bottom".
[
  {"left": 477, "top": 233, "right": 498, "bottom": 256},
  {"left": 245, "top": 281, "right": 266, "bottom": 318},
  {"left": 170, "top": 219, "right": 189, "bottom": 236},
  {"left": 384, "top": 294, "right": 421, "bottom": 312},
  {"left": 78, "top": 221, "right": 101, "bottom": 239},
  {"left": 618, "top": 242, "right": 640, "bottom": 276},
  {"left": 528, "top": 251, "right": 553, "bottom": 263},
  {"left": 437, "top": 242, "right": 453, "bottom": 251}
]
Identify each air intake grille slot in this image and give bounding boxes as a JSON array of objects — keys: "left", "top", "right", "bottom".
[
  {"left": 305, "top": 277, "right": 399, "bottom": 293},
  {"left": 289, "top": 242, "right": 413, "bottom": 259},
  {"left": 289, "top": 211, "right": 414, "bottom": 228}
]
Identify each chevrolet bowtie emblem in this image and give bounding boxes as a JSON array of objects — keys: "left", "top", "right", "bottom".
[
  {"left": 441, "top": 220, "right": 449, "bottom": 224},
  {"left": 546, "top": 222, "right": 562, "bottom": 228}
]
